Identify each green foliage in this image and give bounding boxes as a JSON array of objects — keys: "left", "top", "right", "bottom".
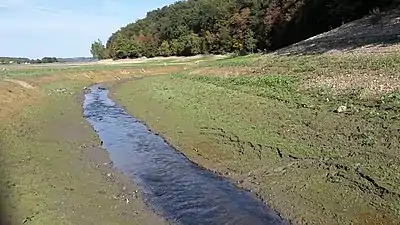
[
  {"left": 178, "top": 32, "right": 202, "bottom": 56},
  {"left": 244, "top": 29, "right": 257, "bottom": 53},
  {"left": 90, "top": 39, "right": 107, "bottom": 60},
  {"left": 0, "top": 57, "right": 58, "bottom": 64},
  {"left": 0, "top": 57, "right": 30, "bottom": 64},
  {"left": 40, "top": 57, "right": 58, "bottom": 64},
  {"left": 103, "top": 0, "right": 396, "bottom": 59},
  {"left": 158, "top": 41, "right": 172, "bottom": 57}
]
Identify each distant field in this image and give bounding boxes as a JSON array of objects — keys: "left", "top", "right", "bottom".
[{"left": 0, "top": 55, "right": 224, "bottom": 79}]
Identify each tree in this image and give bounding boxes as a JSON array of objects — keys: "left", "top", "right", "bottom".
[
  {"left": 90, "top": 39, "right": 106, "bottom": 60},
  {"left": 41, "top": 57, "right": 58, "bottom": 63},
  {"left": 169, "top": 39, "right": 182, "bottom": 55},
  {"left": 158, "top": 41, "right": 172, "bottom": 57},
  {"left": 178, "top": 32, "right": 202, "bottom": 56},
  {"left": 231, "top": 7, "right": 252, "bottom": 53},
  {"left": 244, "top": 29, "right": 257, "bottom": 53},
  {"left": 188, "top": 33, "right": 202, "bottom": 55},
  {"left": 217, "top": 26, "right": 233, "bottom": 54}
]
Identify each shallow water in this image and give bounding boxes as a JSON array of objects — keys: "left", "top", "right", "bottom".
[{"left": 83, "top": 85, "right": 288, "bottom": 225}]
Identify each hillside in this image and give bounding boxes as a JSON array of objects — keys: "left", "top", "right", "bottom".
[
  {"left": 276, "top": 7, "right": 400, "bottom": 55},
  {"left": 100, "top": 0, "right": 397, "bottom": 59}
]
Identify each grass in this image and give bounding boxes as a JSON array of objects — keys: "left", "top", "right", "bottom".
[
  {"left": 181, "top": 74, "right": 306, "bottom": 106},
  {"left": 205, "top": 54, "right": 262, "bottom": 67},
  {"left": 114, "top": 53, "right": 400, "bottom": 225},
  {"left": 0, "top": 55, "right": 218, "bottom": 79},
  {"left": 193, "top": 52, "right": 400, "bottom": 98},
  {"left": 207, "top": 53, "right": 400, "bottom": 76},
  {"left": 0, "top": 64, "right": 168, "bottom": 79}
]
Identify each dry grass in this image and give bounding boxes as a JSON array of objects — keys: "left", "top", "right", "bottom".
[
  {"left": 189, "top": 67, "right": 256, "bottom": 77},
  {"left": 304, "top": 70, "right": 400, "bottom": 96},
  {"left": 196, "top": 52, "right": 400, "bottom": 98},
  {"left": 0, "top": 81, "right": 43, "bottom": 120}
]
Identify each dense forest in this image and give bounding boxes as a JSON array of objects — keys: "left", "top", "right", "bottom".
[{"left": 92, "top": 0, "right": 398, "bottom": 59}]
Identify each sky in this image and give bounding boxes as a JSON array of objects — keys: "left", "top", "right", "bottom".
[{"left": 0, "top": 0, "right": 176, "bottom": 58}]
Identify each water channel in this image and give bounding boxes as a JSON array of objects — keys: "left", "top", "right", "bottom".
[{"left": 83, "top": 85, "right": 288, "bottom": 225}]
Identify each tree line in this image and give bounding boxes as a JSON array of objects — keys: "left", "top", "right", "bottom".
[
  {"left": 0, "top": 57, "right": 59, "bottom": 64},
  {"left": 91, "top": 0, "right": 397, "bottom": 60}
]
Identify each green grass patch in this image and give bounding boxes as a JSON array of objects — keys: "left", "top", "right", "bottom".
[
  {"left": 206, "top": 54, "right": 261, "bottom": 67},
  {"left": 0, "top": 62, "right": 174, "bottom": 79}
]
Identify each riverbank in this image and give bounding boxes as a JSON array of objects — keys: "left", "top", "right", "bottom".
[
  {"left": 113, "top": 52, "right": 400, "bottom": 225},
  {"left": 0, "top": 66, "right": 183, "bottom": 225},
  {"left": 1, "top": 51, "right": 399, "bottom": 224}
]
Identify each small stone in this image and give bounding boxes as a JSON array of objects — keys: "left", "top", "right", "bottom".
[{"left": 336, "top": 105, "right": 347, "bottom": 113}]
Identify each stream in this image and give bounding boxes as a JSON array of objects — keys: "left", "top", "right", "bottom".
[{"left": 83, "top": 85, "right": 288, "bottom": 225}]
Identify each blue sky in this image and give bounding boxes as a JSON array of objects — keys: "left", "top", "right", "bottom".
[{"left": 0, "top": 0, "right": 175, "bottom": 58}]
